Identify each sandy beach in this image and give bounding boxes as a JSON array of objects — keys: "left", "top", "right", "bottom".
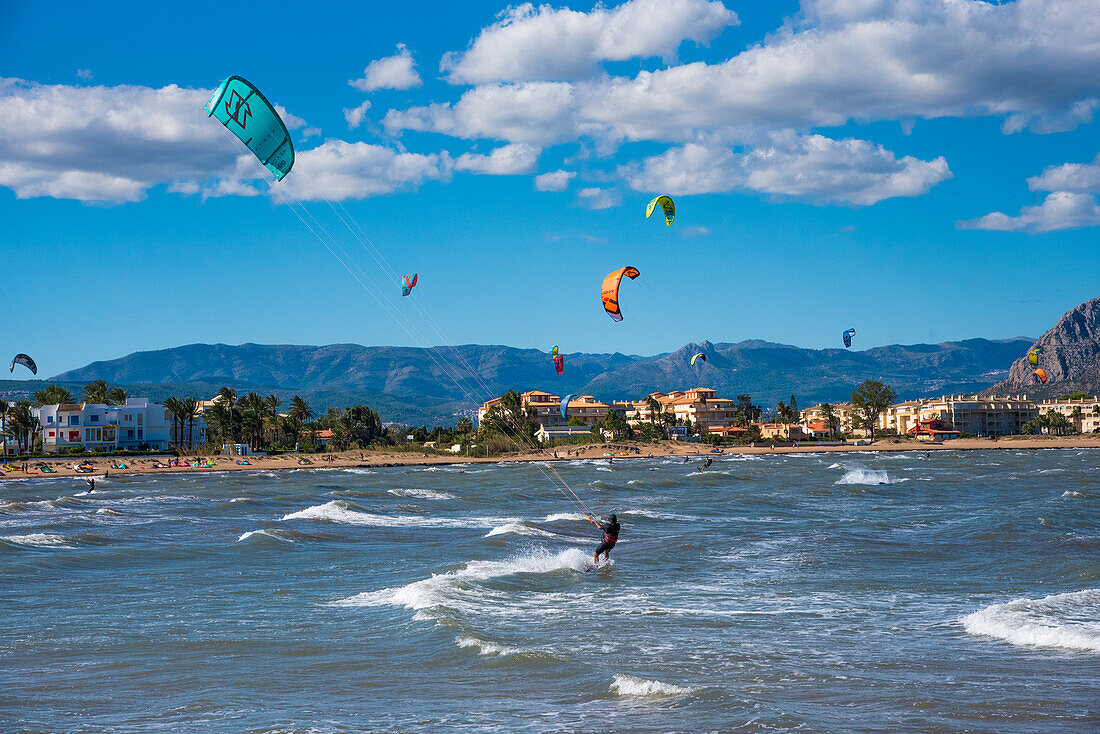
[{"left": 4, "top": 434, "right": 1099, "bottom": 482}]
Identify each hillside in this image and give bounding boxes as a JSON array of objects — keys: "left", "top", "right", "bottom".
[
  {"left": 984, "top": 296, "right": 1100, "bottom": 399},
  {"left": 12, "top": 336, "right": 1034, "bottom": 424}
]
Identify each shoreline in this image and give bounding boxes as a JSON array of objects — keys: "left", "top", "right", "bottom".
[{"left": 3, "top": 435, "right": 1099, "bottom": 483}]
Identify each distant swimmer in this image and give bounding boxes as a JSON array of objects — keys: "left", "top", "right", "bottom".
[{"left": 592, "top": 514, "right": 620, "bottom": 566}]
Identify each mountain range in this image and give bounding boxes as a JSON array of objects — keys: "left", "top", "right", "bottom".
[{"left": 8, "top": 335, "right": 1036, "bottom": 424}]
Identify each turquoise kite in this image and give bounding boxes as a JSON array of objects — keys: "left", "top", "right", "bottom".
[
  {"left": 560, "top": 394, "right": 576, "bottom": 419},
  {"left": 205, "top": 76, "right": 295, "bottom": 181}
]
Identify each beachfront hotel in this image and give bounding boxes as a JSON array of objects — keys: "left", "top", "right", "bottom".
[
  {"left": 477, "top": 391, "right": 611, "bottom": 427},
  {"left": 802, "top": 394, "right": 1100, "bottom": 437},
  {"left": 32, "top": 399, "right": 176, "bottom": 453}
]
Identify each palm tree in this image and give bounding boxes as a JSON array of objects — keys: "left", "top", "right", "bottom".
[
  {"left": 217, "top": 387, "right": 237, "bottom": 442},
  {"left": 264, "top": 394, "right": 281, "bottom": 446},
  {"left": 106, "top": 387, "right": 127, "bottom": 405},
  {"left": 0, "top": 399, "right": 8, "bottom": 457},
  {"left": 180, "top": 397, "right": 199, "bottom": 448},
  {"left": 289, "top": 396, "right": 314, "bottom": 426},
  {"left": 83, "top": 379, "right": 109, "bottom": 404},
  {"left": 162, "top": 398, "right": 182, "bottom": 448},
  {"left": 33, "top": 385, "right": 73, "bottom": 407},
  {"left": 7, "top": 403, "right": 39, "bottom": 454}
]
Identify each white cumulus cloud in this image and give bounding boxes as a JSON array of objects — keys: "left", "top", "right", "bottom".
[
  {"left": 390, "top": 0, "right": 1100, "bottom": 147},
  {"left": 442, "top": 0, "right": 737, "bottom": 84},
  {"left": 0, "top": 77, "right": 449, "bottom": 204},
  {"left": 343, "top": 100, "right": 372, "bottom": 129},
  {"left": 534, "top": 169, "right": 576, "bottom": 191},
  {"left": 577, "top": 186, "right": 619, "bottom": 209},
  {"left": 623, "top": 134, "right": 951, "bottom": 206},
  {"left": 349, "top": 44, "right": 422, "bottom": 92},
  {"left": 455, "top": 143, "right": 540, "bottom": 175},
  {"left": 276, "top": 140, "right": 451, "bottom": 201},
  {"left": 1027, "top": 153, "right": 1100, "bottom": 193},
  {"left": 957, "top": 191, "right": 1100, "bottom": 233}
]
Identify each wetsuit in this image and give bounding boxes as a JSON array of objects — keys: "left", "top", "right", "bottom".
[{"left": 595, "top": 520, "right": 620, "bottom": 556}]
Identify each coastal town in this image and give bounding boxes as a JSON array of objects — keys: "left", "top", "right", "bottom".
[{"left": 4, "top": 379, "right": 1099, "bottom": 472}]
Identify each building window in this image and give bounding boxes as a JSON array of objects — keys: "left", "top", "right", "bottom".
[
  {"left": 47, "top": 415, "right": 53, "bottom": 424},
  {"left": 126, "top": 429, "right": 134, "bottom": 440},
  {"left": 48, "top": 430, "right": 54, "bottom": 437},
  {"left": 69, "top": 415, "right": 80, "bottom": 426},
  {"left": 124, "top": 414, "right": 132, "bottom": 422},
  {"left": 137, "top": 414, "right": 143, "bottom": 426},
  {"left": 90, "top": 414, "right": 99, "bottom": 423},
  {"left": 137, "top": 429, "right": 143, "bottom": 439}
]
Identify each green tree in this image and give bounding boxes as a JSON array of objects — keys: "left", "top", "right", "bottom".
[
  {"left": 0, "top": 399, "right": 8, "bottom": 456},
  {"left": 456, "top": 416, "right": 473, "bottom": 435},
  {"left": 106, "top": 387, "right": 127, "bottom": 405},
  {"left": 734, "top": 394, "right": 760, "bottom": 427},
  {"left": 180, "top": 397, "right": 199, "bottom": 448},
  {"left": 820, "top": 403, "right": 839, "bottom": 435},
  {"left": 288, "top": 396, "right": 314, "bottom": 447},
  {"left": 217, "top": 387, "right": 238, "bottom": 442},
  {"left": 83, "top": 379, "right": 109, "bottom": 404},
  {"left": 851, "top": 380, "right": 896, "bottom": 443},
  {"left": 162, "top": 397, "right": 182, "bottom": 449},
  {"left": 33, "top": 385, "right": 73, "bottom": 407}
]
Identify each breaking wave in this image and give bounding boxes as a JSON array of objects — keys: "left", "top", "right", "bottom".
[
  {"left": 961, "top": 589, "right": 1100, "bottom": 653},
  {"left": 282, "top": 500, "right": 507, "bottom": 529},
  {"left": 1, "top": 533, "right": 73, "bottom": 548},
  {"left": 610, "top": 674, "right": 698, "bottom": 697},
  {"left": 484, "top": 521, "right": 558, "bottom": 538},
  {"left": 387, "top": 488, "right": 454, "bottom": 500},
  {"left": 332, "top": 547, "right": 591, "bottom": 616}
]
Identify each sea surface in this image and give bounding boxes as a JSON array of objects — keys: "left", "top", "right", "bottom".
[{"left": 2, "top": 449, "right": 1098, "bottom": 733}]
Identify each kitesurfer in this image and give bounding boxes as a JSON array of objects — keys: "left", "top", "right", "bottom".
[
  {"left": 86, "top": 477, "right": 95, "bottom": 493},
  {"left": 699, "top": 458, "right": 713, "bottom": 472},
  {"left": 593, "top": 514, "right": 620, "bottom": 565}
]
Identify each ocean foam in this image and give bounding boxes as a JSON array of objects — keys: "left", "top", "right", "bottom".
[
  {"left": 455, "top": 635, "right": 532, "bottom": 657},
  {"left": 2, "top": 533, "right": 72, "bottom": 548},
  {"left": 332, "top": 547, "right": 591, "bottom": 612},
  {"left": 545, "top": 512, "right": 588, "bottom": 523},
  {"left": 961, "top": 588, "right": 1100, "bottom": 653},
  {"left": 387, "top": 488, "right": 455, "bottom": 500},
  {"left": 834, "top": 465, "right": 893, "bottom": 485},
  {"left": 484, "top": 522, "right": 557, "bottom": 538},
  {"left": 1061, "top": 490, "right": 1084, "bottom": 498},
  {"left": 282, "top": 500, "right": 506, "bottom": 529},
  {"left": 610, "top": 674, "right": 698, "bottom": 697},
  {"left": 238, "top": 528, "right": 300, "bottom": 543}
]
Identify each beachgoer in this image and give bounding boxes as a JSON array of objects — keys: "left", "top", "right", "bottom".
[{"left": 592, "top": 514, "right": 620, "bottom": 565}]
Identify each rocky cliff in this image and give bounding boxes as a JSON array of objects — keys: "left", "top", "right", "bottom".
[{"left": 984, "top": 297, "right": 1100, "bottom": 398}]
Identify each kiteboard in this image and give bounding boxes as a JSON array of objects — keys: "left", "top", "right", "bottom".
[{"left": 586, "top": 559, "right": 613, "bottom": 573}]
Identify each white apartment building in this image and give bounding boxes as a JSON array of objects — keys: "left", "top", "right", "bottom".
[
  {"left": 919, "top": 395, "right": 1038, "bottom": 436},
  {"left": 1035, "top": 397, "right": 1100, "bottom": 433},
  {"left": 35, "top": 399, "right": 177, "bottom": 453}
]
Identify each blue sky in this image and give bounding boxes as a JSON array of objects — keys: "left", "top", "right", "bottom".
[{"left": 2, "top": 0, "right": 1099, "bottom": 376}]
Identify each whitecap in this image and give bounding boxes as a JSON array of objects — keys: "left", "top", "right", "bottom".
[
  {"left": 834, "top": 464, "right": 893, "bottom": 485},
  {"left": 387, "top": 488, "right": 454, "bottom": 500},
  {"left": 283, "top": 500, "right": 507, "bottom": 529},
  {"left": 1061, "top": 490, "right": 1084, "bottom": 498},
  {"left": 237, "top": 528, "right": 299, "bottom": 543},
  {"left": 484, "top": 522, "right": 557, "bottom": 538},
  {"left": 610, "top": 674, "right": 698, "bottom": 697},
  {"left": 456, "top": 635, "right": 534, "bottom": 657},
  {"left": 2, "top": 533, "right": 72, "bottom": 548},
  {"left": 961, "top": 588, "right": 1100, "bottom": 653},
  {"left": 545, "top": 512, "right": 588, "bottom": 523},
  {"left": 331, "top": 547, "right": 590, "bottom": 612}
]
